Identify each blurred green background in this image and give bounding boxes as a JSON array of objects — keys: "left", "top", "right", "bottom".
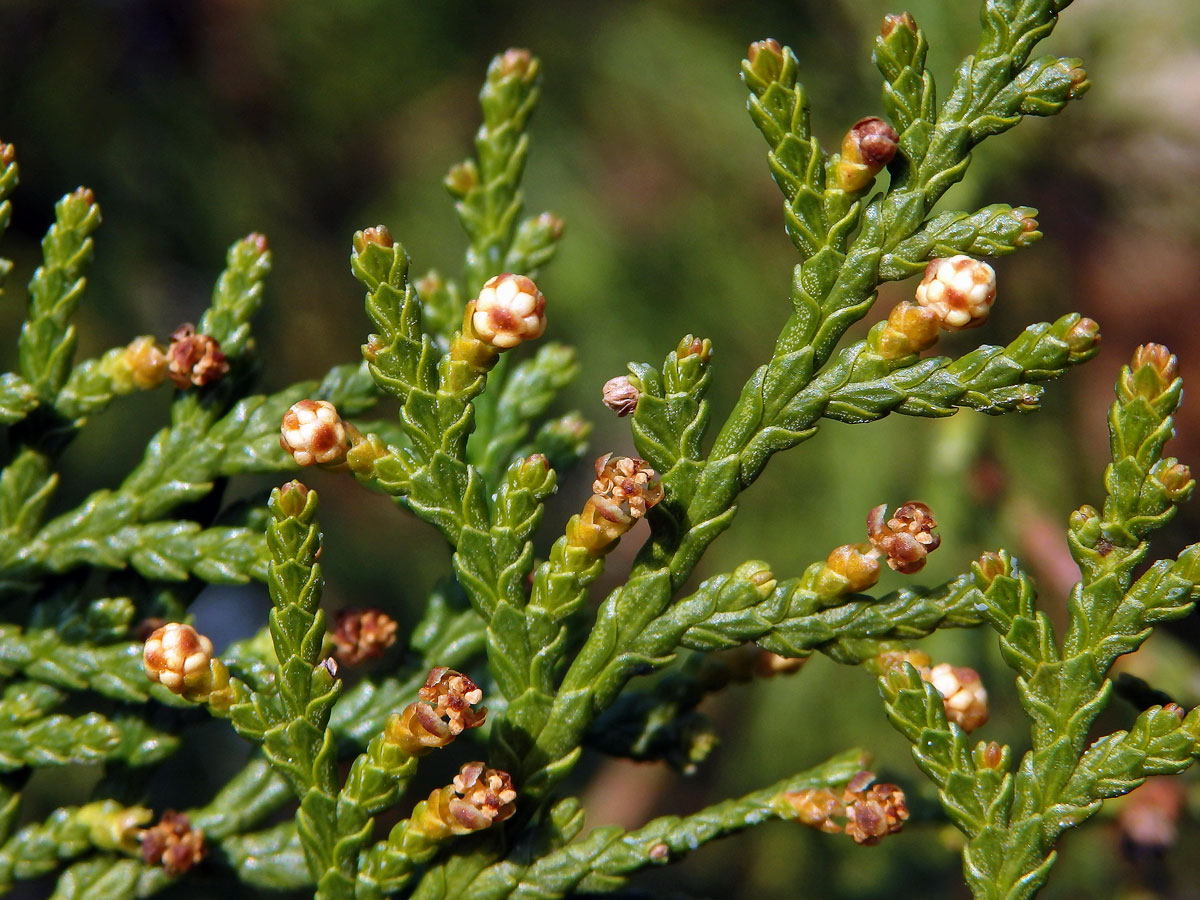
[{"left": 2, "top": 0, "right": 1199, "bottom": 897}]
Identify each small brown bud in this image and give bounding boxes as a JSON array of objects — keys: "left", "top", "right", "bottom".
[
  {"left": 602, "top": 376, "right": 640, "bottom": 416},
  {"left": 926, "top": 663, "right": 989, "bottom": 732},
  {"left": 881, "top": 12, "right": 917, "bottom": 38},
  {"left": 1163, "top": 703, "right": 1186, "bottom": 720},
  {"left": 837, "top": 117, "right": 899, "bottom": 193},
  {"left": 332, "top": 608, "right": 398, "bottom": 666},
  {"left": 876, "top": 300, "right": 939, "bottom": 359},
  {"left": 978, "top": 741, "right": 1006, "bottom": 770},
  {"left": 747, "top": 39, "right": 785, "bottom": 81},
  {"left": 867, "top": 501, "right": 941, "bottom": 574},
  {"left": 139, "top": 810, "right": 206, "bottom": 876},
  {"left": 0, "top": 143, "right": 14, "bottom": 166},
  {"left": 914, "top": 256, "right": 997, "bottom": 331},
  {"left": 648, "top": 842, "right": 671, "bottom": 862},
  {"left": 280, "top": 399, "right": 351, "bottom": 468},
  {"left": 319, "top": 657, "right": 339, "bottom": 678},
  {"left": 1068, "top": 65, "right": 1090, "bottom": 98},
  {"left": 143, "top": 623, "right": 219, "bottom": 700},
  {"left": 469, "top": 274, "right": 547, "bottom": 349},
  {"left": 72, "top": 186, "right": 97, "bottom": 207},
  {"left": 166, "top": 324, "right": 229, "bottom": 388},
  {"left": 353, "top": 225, "right": 394, "bottom": 254},
  {"left": 1014, "top": 211, "right": 1042, "bottom": 247}
]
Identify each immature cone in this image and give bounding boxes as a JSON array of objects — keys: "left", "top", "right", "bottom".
[
  {"left": 747, "top": 38, "right": 785, "bottom": 81},
  {"left": 139, "top": 810, "right": 206, "bottom": 876},
  {"left": 166, "top": 324, "right": 229, "bottom": 388},
  {"left": 410, "top": 762, "right": 517, "bottom": 840},
  {"left": 914, "top": 255, "right": 997, "bottom": 331},
  {"left": 817, "top": 543, "right": 881, "bottom": 595},
  {"left": 470, "top": 274, "right": 547, "bottom": 349},
  {"left": 280, "top": 399, "right": 351, "bottom": 467},
  {"left": 120, "top": 336, "right": 168, "bottom": 390},
  {"left": 1127, "top": 343, "right": 1178, "bottom": 400},
  {"left": 385, "top": 667, "right": 487, "bottom": 755},
  {"left": 143, "top": 623, "right": 224, "bottom": 700},
  {"left": 925, "top": 663, "right": 989, "bottom": 732},
  {"left": 837, "top": 117, "right": 899, "bottom": 193},
  {"left": 867, "top": 501, "right": 940, "bottom": 574},
  {"left": 602, "top": 375, "right": 640, "bottom": 416},
  {"left": 876, "top": 301, "right": 939, "bottom": 360},
  {"left": 332, "top": 608, "right": 398, "bottom": 665}
]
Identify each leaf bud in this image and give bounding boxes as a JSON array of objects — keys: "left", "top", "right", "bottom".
[
  {"left": 1152, "top": 459, "right": 1194, "bottom": 503},
  {"left": 746, "top": 39, "right": 785, "bottom": 82},
  {"left": 973, "top": 551, "right": 1009, "bottom": 587},
  {"left": 602, "top": 375, "right": 640, "bottom": 417},
  {"left": 353, "top": 225, "right": 394, "bottom": 254},
  {"left": 495, "top": 48, "right": 535, "bottom": 82},
  {"left": 166, "top": 324, "right": 228, "bottom": 388},
  {"left": 867, "top": 501, "right": 940, "bottom": 574},
  {"left": 276, "top": 480, "right": 310, "bottom": 518},
  {"left": 1013, "top": 209, "right": 1042, "bottom": 247},
  {"left": 677, "top": 334, "right": 713, "bottom": 362},
  {"left": 925, "top": 663, "right": 989, "bottom": 732},
  {"left": 77, "top": 801, "right": 151, "bottom": 853},
  {"left": 648, "top": 842, "right": 671, "bottom": 863},
  {"left": 444, "top": 160, "right": 479, "bottom": 198},
  {"left": 1064, "top": 316, "right": 1100, "bottom": 360},
  {"left": 1126, "top": 343, "right": 1178, "bottom": 401},
  {"left": 0, "top": 142, "right": 14, "bottom": 166},
  {"left": 332, "top": 608, "right": 399, "bottom": 666},
  {"left": 837, "top": 117, "right": 899, "bottom": 193},
  {"left": 1068, "top": 64, "right": 1090, "bottom": 99},
  {"left": 914, "top": 256, "right": 996, "bottom": 331},
  {"left": 881, "top": 12, "right": 917, "bottom": 38},
  {"left": 469, "top": 273, "right": 547, "bottom": 350},
  {"left": 536, "top": 211, "right": 565, "bottom": 241},
  {"left": 139, "top": 810, "right": 206, "bottom": 876},
  {"left": 280, "top": 399, "right": 351, "bottom": 468},
  {"left": 875, "top": 300, "right": 939, "bottom": 359}
]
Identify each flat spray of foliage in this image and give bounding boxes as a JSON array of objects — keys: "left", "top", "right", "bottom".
[{"left": 0, "top": 1, "right": 1195, "bottom": 898}]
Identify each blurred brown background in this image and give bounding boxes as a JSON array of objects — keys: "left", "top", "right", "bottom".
[{"left": 1, "top": 1, "right": 1198, "bottom": 897}]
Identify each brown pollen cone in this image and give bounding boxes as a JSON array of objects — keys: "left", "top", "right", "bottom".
[
  {"left": 385, "top": 667, "right": 487, "bottom": 756},
  {"left": 166, "top": 324, "right": 229, "bottom": 388},
  {"left": 411, "top": 762, "right": 517, "bottom": 840},
  {"left": 139, "top": 810, "right": 206, "bottom": 876},
  {"left": 867, "top": 501, "right": 940, "bottom": 574},
  {"left": 332, "top": 608, "right": 398, "bottom": 666}
]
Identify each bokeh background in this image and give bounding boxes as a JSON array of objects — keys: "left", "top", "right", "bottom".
[{"left": 2, "top": 0, "right": 1199, "bottom": 897}]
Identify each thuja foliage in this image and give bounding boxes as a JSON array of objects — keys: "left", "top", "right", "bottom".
[{"left": 0, "top": 1, "right": 1196, "bottom": 898}]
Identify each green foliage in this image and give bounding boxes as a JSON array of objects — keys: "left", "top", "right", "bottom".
[{"left": 0, "top": 3, "right": 1194, "bottom": 900}]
